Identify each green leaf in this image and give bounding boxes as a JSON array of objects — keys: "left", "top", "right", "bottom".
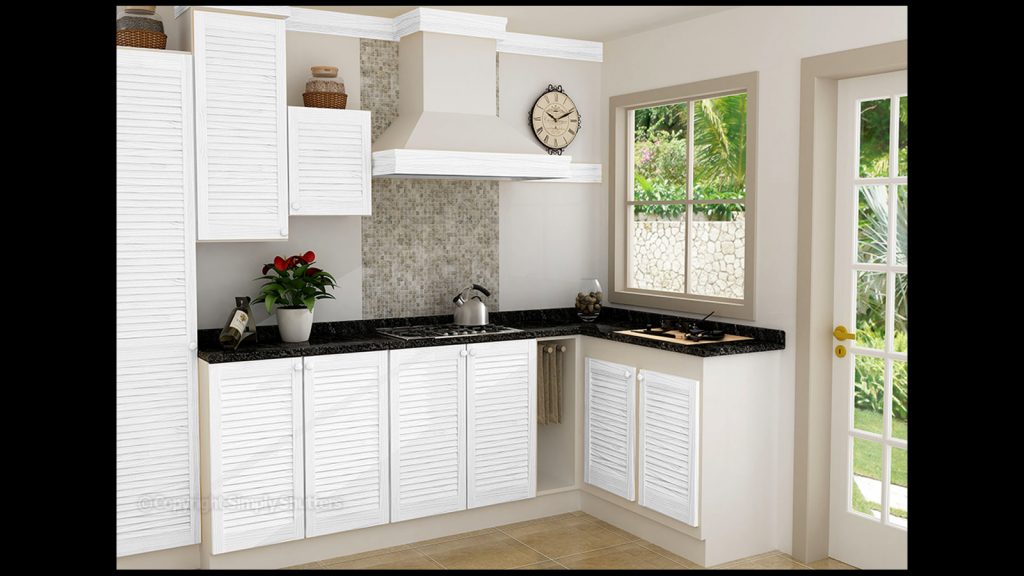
[
  {"left": 265, "top": 293, "right": 277, "bottom": 314},
  {"left": 303, "top": 296, "right": 315, "bottom": 311}
]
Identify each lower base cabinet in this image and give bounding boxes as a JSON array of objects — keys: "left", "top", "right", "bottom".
[
  {"left": 389, "top": 340, "right": 537, "bottom": 521},
  {"left": 304, "top": 351, "right": 390, "bottom": 537},
  {"left": 584, "top": 356, "right": 700, "bottom": 527},
  {"left": 201, "top": 341, "right": 534, "bottom": 553},
  {"left": 204, "top": 358, "right": 305, "bottom": 554}
]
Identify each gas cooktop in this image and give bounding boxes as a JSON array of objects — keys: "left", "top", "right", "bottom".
[{"left": 376, "top": 323, "right": 522, "bottom": 341}]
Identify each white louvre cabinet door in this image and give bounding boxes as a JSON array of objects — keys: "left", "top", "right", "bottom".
[
  {"left": 638, "top": 370, "right": 700, "bottom": 526},
  {"left": 467, "top": 340, "right": 537, "bottom": 508},
  {"left": 390, "top": 345, "right": 466, "bottom": 522},
  {"left": 116, "top": 47, "right": 199, "bottom": 557},
  {"left": 208, "top": 358, "right": 304, "bottom": 554},
  {"left": 194, "top": 10, "right": 288, "bottom": 241},
  {"left": 584, "top": 358, "right": 636, "bottom": 501},
  {"left": 288, "top": 107, "right": 372, "bottom": 215},
  {"left": 304, "top": 351, "right": 389, "bottom": 537}
]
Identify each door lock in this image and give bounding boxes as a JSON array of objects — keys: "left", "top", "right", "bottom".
[{"left": 835, "top": 344, "right": 847, "bottom": 358}]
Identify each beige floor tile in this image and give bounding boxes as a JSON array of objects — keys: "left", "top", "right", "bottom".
[
  {"left": 588, "top": 519, "right": 640, "bottom": 541},
  {"left": 320, "top": 548, "right": 440, "bottom": 570},
  {"left": 409, "top": 527, "right": 497, "bottom": 548},
  {"left": 499, "top": 514, "right": 633, "bottom": 559},
  {"left": 513, "top": 560, "right": 567, "bottom": 570},
  {"left": 557, "top": 542, "right": 688, "bottom": 569},
  {"left": 419, "top": 531, "right": 548, "bottom": 570},
  {"left": 717, "top": 553, "right": 810, "bottom": 570},
  {"left": 318, "top": 544, "right": 412, "bottom": 566},
  {"left": 635, "top": 541, "right": 701, "bottom": 568},
  {"left": 806, "top": 557, "right": 856, "bottom": 570}
]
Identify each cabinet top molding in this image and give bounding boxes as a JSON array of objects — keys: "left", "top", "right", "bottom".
[{"left": 175, "top": 6, "right": 603, "bottom": 62}]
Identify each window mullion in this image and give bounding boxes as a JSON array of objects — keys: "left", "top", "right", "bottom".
[{"left": 685, "top": 100, "right": 695, "bottom": 296}]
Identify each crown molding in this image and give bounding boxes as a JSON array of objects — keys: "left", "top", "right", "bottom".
[
  {"left": 498, "top": 32, "right": 603, "bottom": 63},
  {"left": 287, "top": 6, "right": 394, "bottom": 41},
  {"left": 393, "top": 7, "right": 508, "bottom": 41},
  {"left": 176, "top": 6, "right": 603, "bottom": 62}
]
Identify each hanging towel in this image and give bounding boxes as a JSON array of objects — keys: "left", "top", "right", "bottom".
[{"left": 538, "top": 344, "right": 564, "bottom": 425}]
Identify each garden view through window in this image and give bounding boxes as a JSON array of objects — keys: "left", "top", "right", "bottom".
[{"left": 628, "top": 92, "right": 747, "bottom": 300}]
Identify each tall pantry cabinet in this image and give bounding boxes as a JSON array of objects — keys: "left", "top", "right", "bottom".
[{"left": 116, "top": 47, "right": 200, "bottom": 557}]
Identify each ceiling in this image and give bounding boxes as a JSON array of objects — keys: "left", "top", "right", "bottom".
[{"left": 300, "top": 5, "right": 734, "bottom": 41}]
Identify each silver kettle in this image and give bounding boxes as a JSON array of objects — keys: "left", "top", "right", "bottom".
[{"left": 453, "top": 284, "right": 491, "bottom": 326}]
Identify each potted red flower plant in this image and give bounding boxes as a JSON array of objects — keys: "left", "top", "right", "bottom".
[{"left": 252, "top": 251, "right": 337, "bottom": 342}]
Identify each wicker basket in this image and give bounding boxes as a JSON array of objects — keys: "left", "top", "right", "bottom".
[
  {"left": 116, "top": 29, "right": 167, "bottom": 50},
  {"left": 303, "top": 92, "right": 348, "bottom": 109}
]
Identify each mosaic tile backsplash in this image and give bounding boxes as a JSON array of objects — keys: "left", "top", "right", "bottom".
[{"left": 360, "top": 39, "right": 500, "bottom": 319}]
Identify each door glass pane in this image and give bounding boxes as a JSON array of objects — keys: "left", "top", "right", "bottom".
[
  {"left": 693, "top": 93, "right": 747, "bottom": 201},
  {"left": 895, "top": 185, "right": 907, "bottom": 265},
  {"left": 898, "top": 96, "right": 907, "bottom": 177},
  {"left": 858, "top": 185, "right": 888, "bottom": 264},
  {"left": 690, "top": 204, "right": 745, "bottom": 298},
  {"left": 859, "top": 98, "right": 890, "bottom": 178},
  {"left": 857, "top": 271, "right": 886, "bottom": 348},
  {"left": 894, "top": 273, "right": 907, "bottom": 353},
  {"left": 633, "top": 102, "right": 688, "bottom": 202},
  {"left": 892, "top": 360, "right": 907, "bottom": 440},
  {"left": 629, "top": 204, "right": 685, "bottom": 292},
  {"left": 851, "top": 437, "right": 883, "bottom": 519},
  {"left": 889, "top": 446, "right": 907, "bottom": 527},
  {"left": 853, "top": 354, "right": 885, "bottom": 434}
]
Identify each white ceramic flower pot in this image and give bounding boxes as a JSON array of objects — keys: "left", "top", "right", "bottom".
[{"left": 277, "top": 307, "right": 314, "bottom": 342}]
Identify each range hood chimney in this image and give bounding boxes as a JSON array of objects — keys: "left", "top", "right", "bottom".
[{"left": 371, "top": 31, "right": 571, "bottom": 180}]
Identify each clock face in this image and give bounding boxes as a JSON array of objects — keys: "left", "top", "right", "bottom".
[{"left": 531, "top": 89, "right": 580, "bottom": 152}]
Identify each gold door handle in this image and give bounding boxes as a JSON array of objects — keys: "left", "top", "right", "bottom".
[{"left": 833, "top": 325, "right": 857, "bottom": 341}]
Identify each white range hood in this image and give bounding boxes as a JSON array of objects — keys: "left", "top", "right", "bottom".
[{"left": 371, "top": 31, "right": 571, "bottom": 180}]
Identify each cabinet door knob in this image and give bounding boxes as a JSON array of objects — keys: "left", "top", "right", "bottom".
[
  {"left": 188, "top": 342, "right": 197, "bottom": 351},
  {"left": 637, "top": 373, "right": 645, "bottom": 381},
  {"left": 460, "top": 349, "right": 468, "bottom": 357},
  {"left": 291, "top": 201, "right": 300, "bottom": 210},
  {"left": 468, "top": 349, "right": 476, "bottom": 356},
  {"left": 280, "top": 227, "right": 288, "bottom": 237},
  {"left": 623, "top": 370, "right": 631, "bottom": 378},
  {"left": 306, "top": 360, "right": 316, "bottom": 370},
  {"left": 294, "top": 362, "right": 303, "bottom": 371}
]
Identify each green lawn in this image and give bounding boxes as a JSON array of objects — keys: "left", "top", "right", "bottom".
[{"left": 853, "top": 408, "right": 907, "bottom": 487}]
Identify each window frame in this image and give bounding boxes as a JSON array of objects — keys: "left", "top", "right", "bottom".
[{"left": 608, "top": 71, "right": 758, "bottom": 320}]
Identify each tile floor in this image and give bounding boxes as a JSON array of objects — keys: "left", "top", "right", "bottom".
[{"left": 285, "top": 512, "right": 856, "bottom": 570}]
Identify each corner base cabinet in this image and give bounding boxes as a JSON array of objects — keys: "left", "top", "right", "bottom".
[{"left": 116, "top": 46, "right": 199, "bottom": 558}]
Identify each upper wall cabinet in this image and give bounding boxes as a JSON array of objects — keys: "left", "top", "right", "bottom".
[
  {"left": 193, "top": 10, "right": 288, "bottom": 241},
  {"left": 288, "top": 107, "right": 372, "bottom": 216}
]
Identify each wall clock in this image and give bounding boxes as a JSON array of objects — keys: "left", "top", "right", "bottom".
[{"left": 529, "top": 84, "right": 581, "bottom": 155}]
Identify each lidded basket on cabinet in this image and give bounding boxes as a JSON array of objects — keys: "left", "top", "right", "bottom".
[
  {"left": 116, "top": 6, "right": 167, "bottom": 49},
  {"left": 303, "top": 66, "right": 348, "bottom": 109}
]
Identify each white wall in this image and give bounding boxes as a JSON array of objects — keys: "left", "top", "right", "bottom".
[
  {"left": 601, "top": 5, "right": 908, "bottom": 554},
  {"left": 498, "top": 54, "right": 606, "bottom": 311},
  {"left": 195, "top": 31, "right": 363, "bottom": 328}
]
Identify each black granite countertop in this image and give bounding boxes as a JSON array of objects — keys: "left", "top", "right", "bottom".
[{"left": 197, "top": 307, "right": 785, "bottom": 363}]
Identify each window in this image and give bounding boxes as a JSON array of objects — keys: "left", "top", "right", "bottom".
[{"left": 608, "top": 72, "right": 757, "bottom": 319}]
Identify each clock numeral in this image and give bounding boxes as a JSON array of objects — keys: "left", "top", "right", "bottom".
[
  {"left": 568, "top": 129, "right": 577, "bottom": 135},
  {"left": 535, "top": 126, "right": 543, "bottom": 135},
  {"left": 543, "top": 135, "right": 550, "bottom": 144},
  {"left": 533, "top": 116, "right": 541, "bottom": 121}
]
